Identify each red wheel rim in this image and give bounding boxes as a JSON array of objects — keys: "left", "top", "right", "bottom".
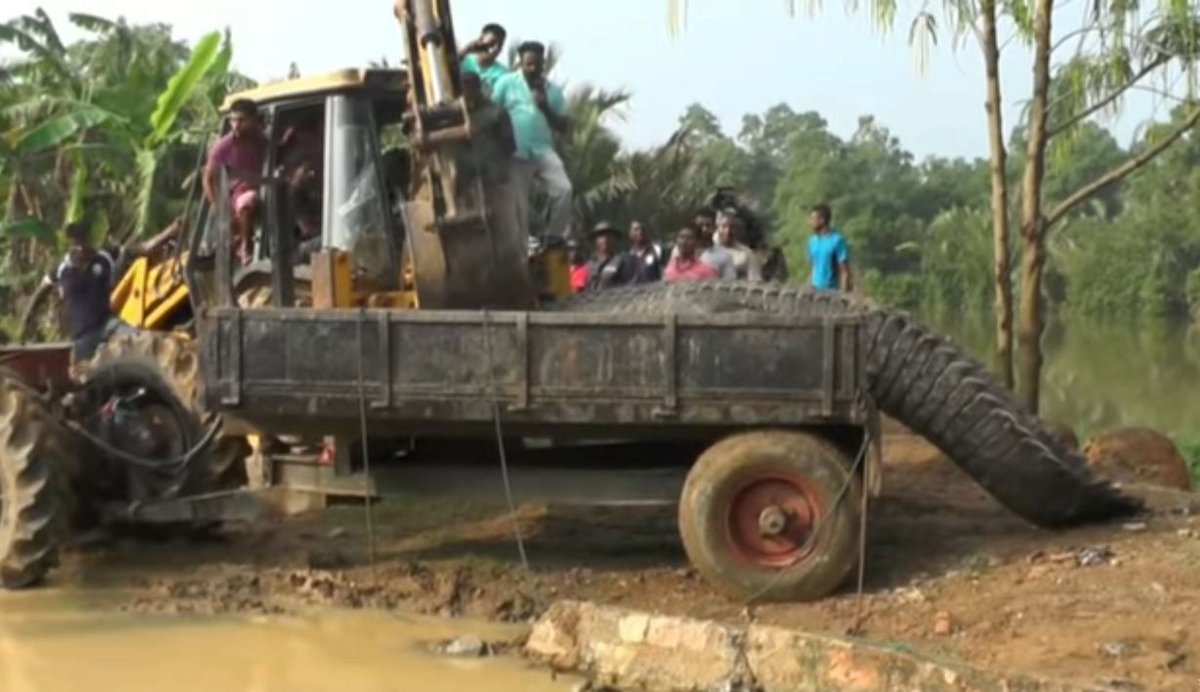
[{"left": 725, "top": 474, "right": 822, "bottom": 568}]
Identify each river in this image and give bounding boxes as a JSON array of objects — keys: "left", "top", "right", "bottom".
[
  {"left": 937, "top": 317, "right": 1200, "bottom": 444},
  {"left": 0, "top": 588, "right": 579, "bottom": 692}
]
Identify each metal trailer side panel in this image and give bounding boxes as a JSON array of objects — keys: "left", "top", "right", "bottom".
[{"left": 198, "top": 308, "right": 868, "bottom": 436}]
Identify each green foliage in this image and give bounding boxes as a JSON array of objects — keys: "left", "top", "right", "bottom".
[
  {"left": 0, "top": 217, "right": 56, "bottom": 243},
  {"left": 147, "top": 30, "right": 221, "bottom": 146},
  {"left": 1173, "top": 433, "right": 1200, "bottom": 486},
  {"left": 15, "top": 102, "right": 119, "bottom": 152},
  {"left": 5, "top": 6, "right": 1200, "bottom": 359}
]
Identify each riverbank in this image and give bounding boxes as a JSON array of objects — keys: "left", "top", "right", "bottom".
[{"left": 45, "top": 433, "right": 1200, "bottom": 690}]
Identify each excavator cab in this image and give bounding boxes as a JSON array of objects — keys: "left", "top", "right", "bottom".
[{"left": 187, "top": 61, "right": 570, "bottom": 316}]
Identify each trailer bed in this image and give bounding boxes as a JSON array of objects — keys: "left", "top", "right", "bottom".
[{"left": 199, "top": 307, "right": 868, "bottom": 437}]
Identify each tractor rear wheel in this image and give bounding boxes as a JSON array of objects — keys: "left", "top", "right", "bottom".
[
  {"left": 82, "top": 331, "right": 247, "bottom": 491},
  {"left": 0, "top": 372, "right": 75, "bottom": 588},
  {"left": 678, "top": 430, "right": 862, "bottom": 603}
]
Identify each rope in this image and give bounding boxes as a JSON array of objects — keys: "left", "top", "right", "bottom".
[
  {"left": 465, "top": 156, "right": 529, "bottom": 570},
  {"left": 849, "top": 443, "right": 872, "bottom": 635},
  {"left": 743, "top": 431, "right": 871, "bottom": 605},
  {"left": 481, "top": 308, "right": 529, "bottom": 571},
  {"left": 355, "top": 308, "right": 378, "bottom": 567}
]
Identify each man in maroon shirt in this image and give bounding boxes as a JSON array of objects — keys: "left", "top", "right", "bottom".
[{"left": 203, "top": 98, "right": 266, "bottom": 264}]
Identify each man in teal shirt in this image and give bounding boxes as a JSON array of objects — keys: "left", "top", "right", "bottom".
[
  {"left": 491, "top": 41, "right": 573, "bottom": 240},
  {"left": 806, "top": 203, "right": 852, "bottom": 291},
  {"left": 458, "top": 23, "right": 508, "bottom": 94}
]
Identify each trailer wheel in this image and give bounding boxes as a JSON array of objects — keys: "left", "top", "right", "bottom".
[
  {"left": 0, "top": 373, "right": 71, "bottom": 589},
  {"left": 678, "top": 430, "right": 861, "bottom": 603}
]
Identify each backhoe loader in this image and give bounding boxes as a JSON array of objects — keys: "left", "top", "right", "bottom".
[
  {"left": 0, "top": 0, "right": 1139, "bottom": 601},
  {"left": 17, "top": 42, "right": 573, "bottom": 490}
]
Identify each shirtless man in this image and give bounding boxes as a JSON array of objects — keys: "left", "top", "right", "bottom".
[{"left": 203, "top": 98, "right": 266, "bottom": 264}]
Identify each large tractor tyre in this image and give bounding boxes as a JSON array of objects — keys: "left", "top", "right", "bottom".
[
  {"left": 84, "top": 331, "right": 249, "bottom": 491},
  {"left": 679, "top": 431, "right": 861, "bottom": 603},
  {"left": 79, "top": 333, "right": 234, "bottom": 496},
  {"left": 0, "top": 373, "right": 76, "bottom": 589},
  {"left": 16, "top": 281, "right": 68, "bottom": 343},
  {"left": 556, "top": 282, "right": 1142, "bottom": 528}
]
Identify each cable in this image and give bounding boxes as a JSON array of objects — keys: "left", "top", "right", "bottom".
[
  {"left": 850, "top": 448, "right": 872, "bottom": 635},
  {"left": 743, "top": 431, "right": 871, "bottom": 605},
  {"left": 2, "top": 370, "right": 221, "bottom": 473},
  {"left": 355, "top": 308, "right": 377, "bottom": 567},
  {"left": 481, "top": 308, "right": 529, "bottom": 571},
  {"left": 466, "top": 161, "right": 529, "bottom": 571},
  {"left": 63, "top": 414, "right": 222, "bottom": 472}
]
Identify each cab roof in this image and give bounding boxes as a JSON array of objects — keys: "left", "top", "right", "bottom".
[{"left": 220, "top": 68, "right": 407, "bottom": 112}]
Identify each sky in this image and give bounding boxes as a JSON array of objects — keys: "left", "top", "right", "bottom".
[{"left": 4, "top": 0, "right": 1181, "bottom": 160}]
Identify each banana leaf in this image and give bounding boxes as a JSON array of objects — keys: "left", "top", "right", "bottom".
[
  {"left": 0, "top": 217, "right": 56, "bottom": 244},
  {"left": 15, "top": 103, "right": 120, "bottom": 153},
  {"left": 147, "top": 30, "right": 222, "bottom": 146}
]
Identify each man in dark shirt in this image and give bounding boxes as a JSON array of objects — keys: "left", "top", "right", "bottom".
[
  {"left": 626, "top": 220, "right": 662, "bottom": 283},
  {"left": 585, "top": 221, "right": 638, "bottom": 290},
  {"left": 459, "top": 70, "right": 516, "bottom": 187},
  {"left": 42, "top": 220, "right": 177, "bottom": 362},
  {"left": 45, "top": 222, "right": 122, "bottom": 362}
]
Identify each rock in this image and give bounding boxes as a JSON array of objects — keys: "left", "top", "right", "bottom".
[
  {"left": 1077, "top": 545, "right": 1115, "bottom": 567},
  {"left": 1046, "top": 421, "right": 1080, "bottom": 450},
  {"left": 1100, "top": 640, "right": 1134, "bottom": 658},
  {"left": 326, "top": 527, "right": 347, "bottom": 539},
  {"left": 1026, "top": 565, "right": 1052, "bottom": 580},
  {"left": 895, "top": 587, "right": 926, "bottom": 604},
  {"left": 436, "top": 634, "right": 489, "bottom": 657},
  {"left": 933, "top": 611, "right": 953, "bottom": 636},
  {"left": 1121, "top": 522, "right": 1148, "bottom": 533},
  {"left": 1083, "top": 428, "right": 1194, "bottom": 491}
]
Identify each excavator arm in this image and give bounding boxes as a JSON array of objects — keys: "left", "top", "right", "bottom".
[{"left": 393, "top": 0, "right": 535, "bottom": 309}]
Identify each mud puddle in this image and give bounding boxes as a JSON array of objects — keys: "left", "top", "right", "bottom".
[{"left": 0, "top": 587, "right": 577, "bottom": 692}]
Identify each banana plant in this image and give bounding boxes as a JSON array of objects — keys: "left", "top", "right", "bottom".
[
  {"left": 0, "top": 29, "right": 231, "bottom": 244},
  {"left": 128, "top": 29, "right": 230, "bottom": 239}
]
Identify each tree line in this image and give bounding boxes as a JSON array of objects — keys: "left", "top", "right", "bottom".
[
  {"left": 667, "top": 0, "right": 1200, "bottom": 414},
  {"left": 3, "top": 9, "right": 1200, "bottom": 410}
]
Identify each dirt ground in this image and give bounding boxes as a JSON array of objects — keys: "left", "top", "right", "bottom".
[{"left": 57, "top": 433, "right": 1200, "bottom": 691}]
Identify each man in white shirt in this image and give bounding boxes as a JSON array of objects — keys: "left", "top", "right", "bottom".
[{"left": 715, "top": 209, "right": 763, "bottom": 281}]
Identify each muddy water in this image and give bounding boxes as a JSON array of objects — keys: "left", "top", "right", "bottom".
[{"left": 0, "top": 588, "right": 578, "bottom": 692}]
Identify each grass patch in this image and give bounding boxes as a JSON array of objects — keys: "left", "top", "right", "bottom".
[{"left": 1171, "top": 432, "right": 1200, "bottom": 487}]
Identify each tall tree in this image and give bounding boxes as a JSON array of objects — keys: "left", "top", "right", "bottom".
[{"left": 980, "top": 0, "right": 1014, "bottom": 388}]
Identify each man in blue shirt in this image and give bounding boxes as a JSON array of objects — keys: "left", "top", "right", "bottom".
[
  {"left": 458, "top": 23, "right": 509, "bottom": 94},
  {"left": 806, "top": 203, "right": 852, "bottom": 291},
  {"left": 491, "top": 41, "right": 573, "bottom": 241}
]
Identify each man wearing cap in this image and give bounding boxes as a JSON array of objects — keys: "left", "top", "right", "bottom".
[{"left": 585, "top": 221, "right": 638, "bottom": 290}]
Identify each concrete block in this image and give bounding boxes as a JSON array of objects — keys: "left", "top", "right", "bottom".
[{"left": 525, "top": 601, "right": 1087, "bottom": 692}]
